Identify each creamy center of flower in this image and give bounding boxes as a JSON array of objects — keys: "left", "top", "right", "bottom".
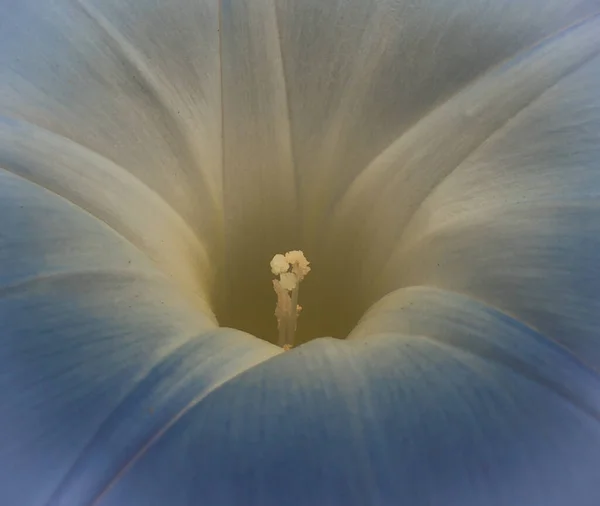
[{"left": 211, "top": 223, "right": 375, "bottom": 344}]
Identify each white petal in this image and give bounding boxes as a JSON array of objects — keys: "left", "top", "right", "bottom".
[
  {"left": 98, "top": 287, "right": 600, "bottom": 504},
  {"left": 380, "top": 50, "right": 600, "bottom": 368}
]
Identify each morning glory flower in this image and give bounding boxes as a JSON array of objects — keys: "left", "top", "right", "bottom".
[{"left": 2, "top": 1, "right": 600, "bottom": 505}]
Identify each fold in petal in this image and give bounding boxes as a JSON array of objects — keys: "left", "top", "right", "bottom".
[
  {"left": 217, "top": 0, "right": 299, "bottom": 337},
  {"left": 275, "top": 0, "right": 600, "bottom": 241},
  {"left": 381, "top": 51, "right": 600, "bottom": 368},
  {"left": 0, "top": 0, "right": 224, "bottom": 259},
  {"left": 97, "top": 287, "right": 600, "bottom": 505},
  {"left": 0, "top": 169, "right": 278, "bottom": 505}
]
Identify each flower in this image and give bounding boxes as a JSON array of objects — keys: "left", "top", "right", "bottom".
[{"left": 3, "top": 1, "right": 600, "bottom": 504}]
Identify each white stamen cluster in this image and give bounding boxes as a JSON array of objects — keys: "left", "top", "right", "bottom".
[{"left": 270, "top": 250, "right": 310, "bottom": 349}]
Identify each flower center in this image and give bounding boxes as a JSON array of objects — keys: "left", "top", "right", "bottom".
[{"left": 211, "top": 225, "right": 375, "bottom": 345}]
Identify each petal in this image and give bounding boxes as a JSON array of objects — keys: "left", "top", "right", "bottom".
[
  {"left": 272, "top": 0, "right": 600, "bottom": 241},
  {"left": 0, "top": 0, "right": 223, "bottom": 257},
  {"left": 381, "top": 48, "right": 600, "bottom": 368},
  {"left": 0, "top": 169, "right": 278, "bottom": 505},
  {"left": 96, "top": 287, "right": 600, "bottom": 505}
]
